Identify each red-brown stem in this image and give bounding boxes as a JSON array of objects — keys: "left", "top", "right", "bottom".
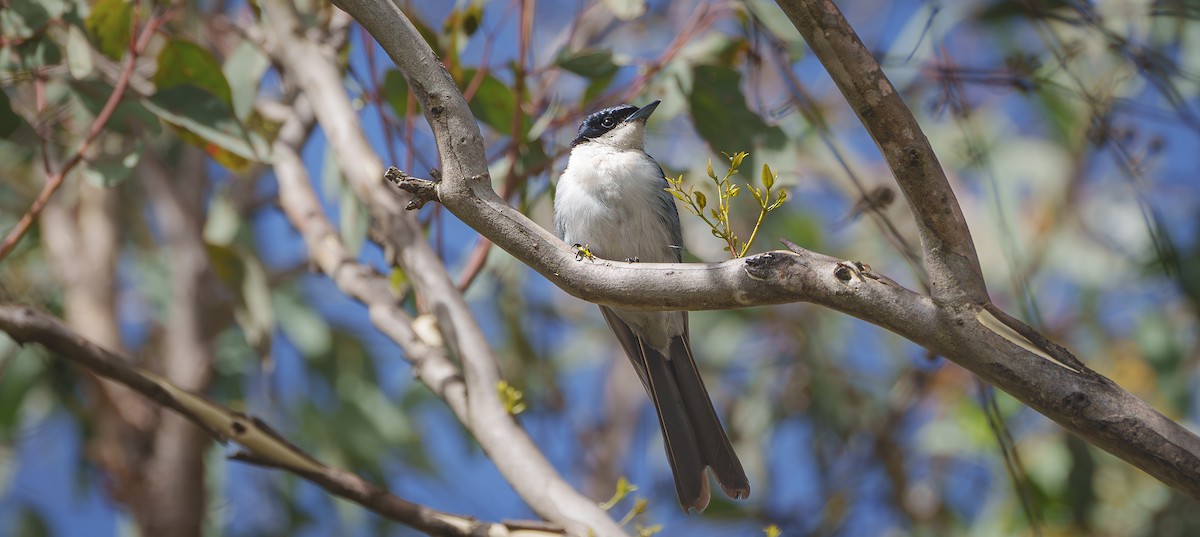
[
  {"left": 0, "top": 11, "right": 172, "bottom": 262},
  {"left": 456, "top": 236, "right": 493, "bottom": 291}
]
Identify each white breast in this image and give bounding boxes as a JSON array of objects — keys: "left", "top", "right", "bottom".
[{"left": 554, "top": 143, "right": 678, "bottom": 263}]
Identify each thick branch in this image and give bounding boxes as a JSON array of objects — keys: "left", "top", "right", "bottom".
[
  {"left": 0, "top": 305, "right": 564, "bottom": 537},
  {"left": 333, "top": 0, "right": 1200, "bottom": 501},
  {"left": 773, "top": 0, "right": 987, "bottom": 305}
]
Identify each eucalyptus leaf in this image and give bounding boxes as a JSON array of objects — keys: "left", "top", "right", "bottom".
[
  {"left": 223, "top": 41, "right": 270, "bottom": 121},
  {"left": 273, "top": 289, "right": 332, "bottom": 358},
  {"left": 155, "top": 39, "right": 233, "bottom": 106},
  {"left": 70, "top": 80, "right": 161, "bottom": 136},
  {"left": 382, "top": 69, "right": 411, "bottom": 119},
  {"left": 143, "top": 85, "right": 272, "bottom": 163},
  {"left": 2, "top": 0, "right": 69, "bottom": 39},
  {"left": 688, "top": 64, "right": 785, "bottom": 173},
  {"left": 0, "top": 91, "right": 26, "bottom": 139},
  {"left": 66, "top": 24, "right": 93, "bottom": 79},
  {"left": 0, "top": 37, "right": 61, "bottom": 76},
  {"left": 557, "top": 49, "right": 619, "bottom": 79},
  {"left": 84, "top": 0, "right": 132, "bottom": 60},
  {"left": 459, "top": 68, "right": 530, "bottom": 136}
]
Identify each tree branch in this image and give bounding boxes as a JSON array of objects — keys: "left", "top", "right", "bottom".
[
  {"left": 0, "top": 304, "right": 566, "bottom": 537},
  {"left": 331, "top": 0, "right": 1200, "bottom": 501},
  {"left": 0, "top": 9, "right": 171, "bottom": 263},
  {"left": 772, "top": 0, "right": 987, "bottom": 305},
  {"left": 255, "top": 2, "right": 627, "bottom": 526}
]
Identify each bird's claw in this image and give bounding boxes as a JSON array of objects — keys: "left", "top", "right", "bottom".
[{"left": 573, "top": 243, "right": 596, "bottom": 261}]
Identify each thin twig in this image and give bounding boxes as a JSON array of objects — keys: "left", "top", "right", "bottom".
[
  {"left": 0, "top": 10, "right": 172, "bottom": 262},
  {"left": 0, "top": 304, "right": 564, "bottom": 537}
]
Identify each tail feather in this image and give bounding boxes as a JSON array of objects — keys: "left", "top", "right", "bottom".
[
  {"left": 639, "top": 338, "right": 711, "bottom": 510},
  {"left": 597, "top": 306, "right": 749, "bottom": 511},
  {"left": 670, "top": 335, "right": 750, "bottom": 500}
]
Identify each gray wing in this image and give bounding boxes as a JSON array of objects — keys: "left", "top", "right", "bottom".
[
  {"left": 554, "top": 207, "right": 566, "bottom": 242},
  {"left": 655, "top": 164, "right": 684, "bottom": 262}
]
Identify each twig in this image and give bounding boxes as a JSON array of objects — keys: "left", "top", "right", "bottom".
[
  {"left": 0, "top": 305, "right": 564, "bottom": 537},
  {"left": 0, "top": 10, "right": 172, "bottom": 263},
  {"left": 385, "top": 167, "right": 440, "bottom": 209}
]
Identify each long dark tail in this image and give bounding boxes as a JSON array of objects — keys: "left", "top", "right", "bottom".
[{"left": 599, "top": 308, "right": 750, "bottom": 511}]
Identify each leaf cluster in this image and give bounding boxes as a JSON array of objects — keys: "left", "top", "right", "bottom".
[{"left": 665, "top": 151, "right": 788, "bottom": 258}]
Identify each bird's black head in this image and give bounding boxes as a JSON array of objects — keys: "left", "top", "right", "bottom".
[{"left": 571, "top": 100, "right": 660, "bottom": 147}]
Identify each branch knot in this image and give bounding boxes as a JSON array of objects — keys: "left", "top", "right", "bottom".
[{"left": 385, "top": 166, "right": 440, "bottom": 210}]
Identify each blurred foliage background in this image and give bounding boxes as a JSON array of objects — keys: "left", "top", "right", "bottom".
[{"left": 2, "top": 0, "right": 1200, "bottom": 535}]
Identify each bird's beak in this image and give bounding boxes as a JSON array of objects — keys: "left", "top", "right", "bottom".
[{"left": 625, "top": 100, "right": 661, "bottom": 123}]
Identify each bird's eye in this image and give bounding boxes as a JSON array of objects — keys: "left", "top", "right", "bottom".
[{"left": 601, "top": 117, "right": 615, "bottom": 128}]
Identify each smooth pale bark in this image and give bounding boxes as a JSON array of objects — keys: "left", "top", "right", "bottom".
[{"left": 330, "top": 0, "right": 1200, "bottom": 501}]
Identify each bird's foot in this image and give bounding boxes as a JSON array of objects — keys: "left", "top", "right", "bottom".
[{"left": 573, "top": 243, "right": 596, "bottom": 261}]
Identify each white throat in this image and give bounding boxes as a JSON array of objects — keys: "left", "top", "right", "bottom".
[{"left": 588, "top": 121, "right": 646, "bottom": 152}]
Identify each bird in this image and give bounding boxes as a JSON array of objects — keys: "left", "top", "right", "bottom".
[{"left": 553, "top": 100, "right": 750, "bottom": 512}]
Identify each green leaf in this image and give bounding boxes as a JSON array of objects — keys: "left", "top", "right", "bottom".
[
  {"left": 463, "top": 3, "right": 483, "bottom": 36},
  {"left": 66, "top": 24, "right": 94, "bottom": 79},
  {"left": 0, "top": 91, "right": 26, "bottom": 139},
  {"left": 383, "top": 69, "right": 411, "bottom": 119},
  {"left": 459, "top": 68, "right": 530, "bottom": 136},
  {"left": 143, "top": 85, "right": 272, "bottom": 165},
  {"left": 558, "top": 49, "right": 619, "bottom": 103},
  {"left": 600, "top": 476, "right": 639, "bottom": 510},
  {"left": 689, "top": 65, "right": 785, "bottom": 172},
  {"left": 85, "top": 0, "right": 132, "bottom": 60},
  {"left": 497, "top": 380, "right": 526, "bottom": 416},
  {"left": 1, "top": 0, "right": 69, "bottom": 39},
  {"left": 442, "top": 5, "right": 483, "bottom": 39},
  {"left": 557, "top": 49, "right": 619, "bottom": 79},
  {"left": 407, "top": 11, "right": 441, "bottom": 55},
  {"left": 274, "top": 289, "right": 331, "bottom": 358},
  {"left": 769, "top": 189, "right": 788, "bottom": 210},
  {"left": 155, "top": 39, "right": 233, "bottom": 106},
  {"left": 70, "top": 79, "right": 161, "bottom": 136},
  {"left": 761, "top": 163, "right": 775, "bottom": 189},
  {"left": 750, "top": 185, "right": 764, "bottom": 206},
  {"left": 0, "top": 340, "right": 46, "bottom": 435},
  {"left": 0, "top": 36, "right": 61, "bottom": 75},
  {"left": 582, "top": 71, "right": 617, "bottom": 106},
  {"left": 223, "top": 40, "right": 270, "bottom": 121},
  {"left": 728, "top": 151, "right": 747, "bottom": 171},
  {"left": 206, "top": 243, "right": 248, "bottom": 293},
  {"left": 12, "top": 506, "right": 49, "bottom": 537},
  {"left": 388, "top": 267, "right": 408, "bottom": 294},
  {"left": 694, "top": 190, "right": 707, "bottom": 210}
]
